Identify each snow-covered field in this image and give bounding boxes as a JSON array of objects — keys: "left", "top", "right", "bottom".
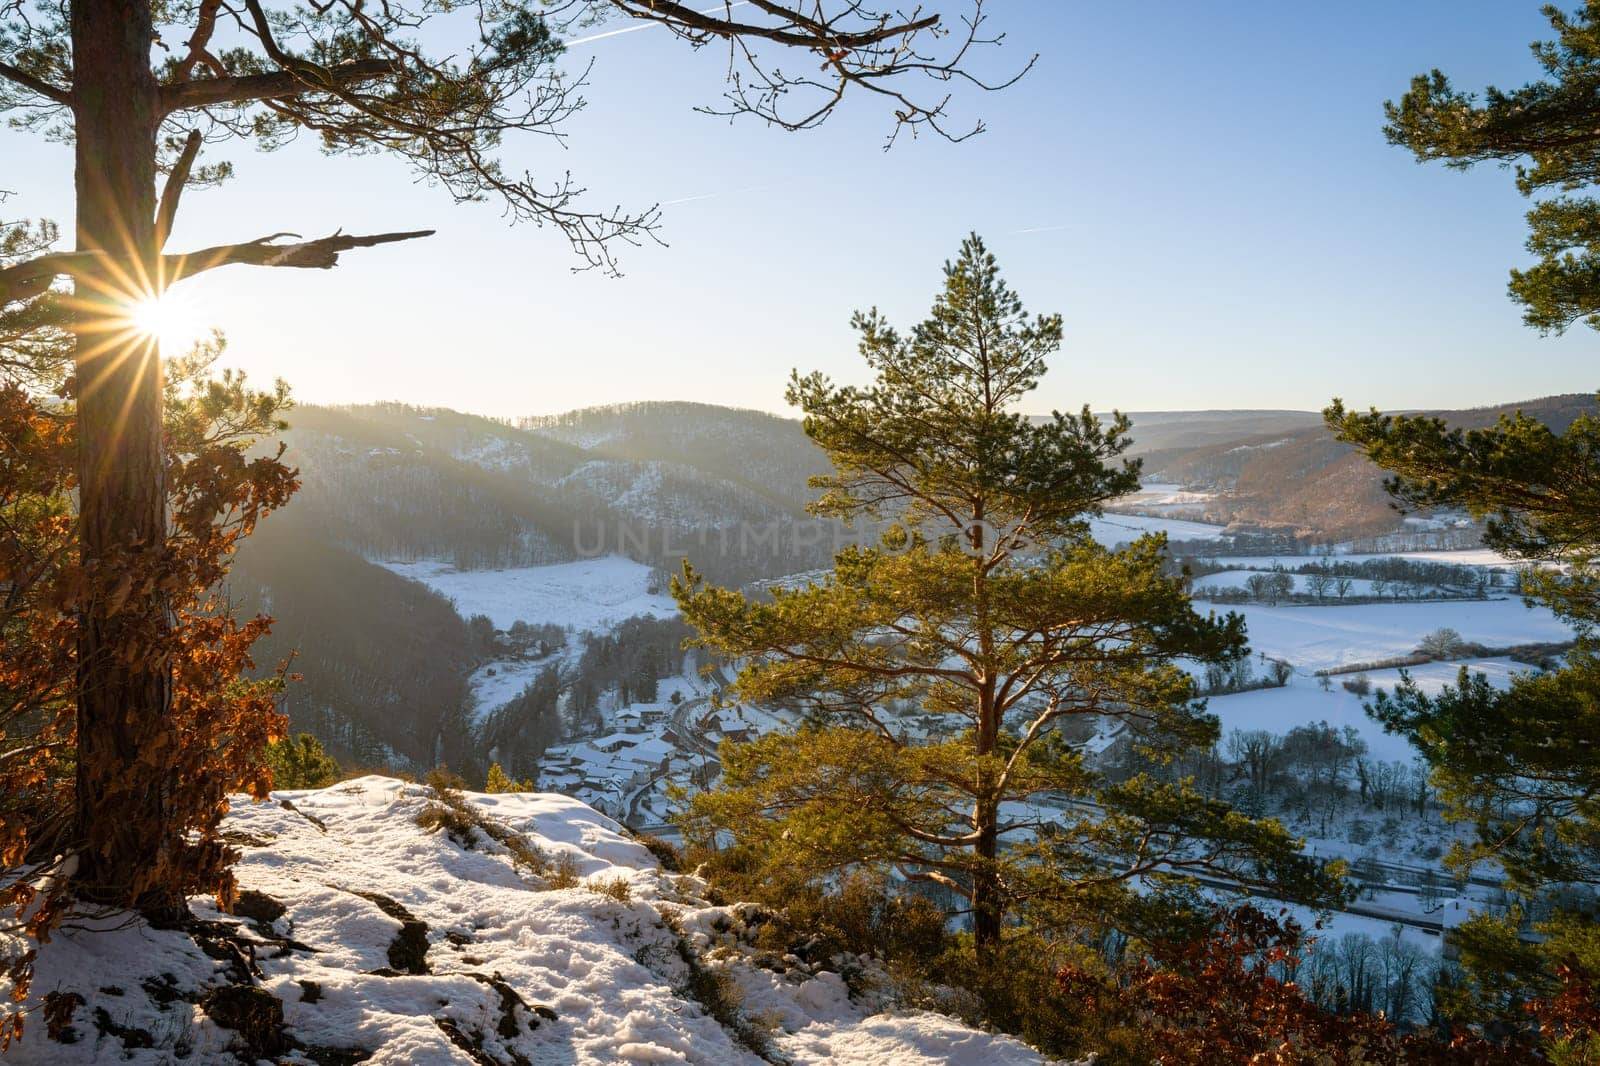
[
  {"left": 466, "top": 657, "right": 558, "bottom": 722},
  {"left": 1206, "top": 657, "right": 1528, "bottom": 763},
  {"left": 1089, "top": 512, "right": 1226, "bottom": 545},
  {"left": 381, "top": 555, "right": 677, "bottom": 633},
  {"left": 1222, "top": 598, "right": 1570, "bottom": 673},
  {"left": 1108, "top": 482, "right": 1219, "bottom": 517},
  {"left": 1193, "top": 569, "right": 1393, "bottom": 597},
  {"left": 2, "top": 778, "right": 1051, "bottom": 1065},
  {"left": 1197, "top": 548, "right": 1516, "bottom": 569}
]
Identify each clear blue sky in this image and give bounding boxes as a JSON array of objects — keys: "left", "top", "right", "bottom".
[{"left": 4, "top": 1, "right": 1595, "bottom": 418}]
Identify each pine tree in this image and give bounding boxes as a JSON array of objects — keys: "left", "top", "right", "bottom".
[
  {"left": 675, "top": 236, "right": 1343, "bottom": 957},
  {"left": 485, "top": 762, "right": 533, "bottom": 794},
  {"left": 0, "top": 0, "right": 1017, "bottom": 907},
  {"left": 1327, "top": 397, "right": 1600, "bottom": 1028},
  {"left": 485, "top": 763, "right": 513, "bottom": 793},
  {"left": 1384, "top": 2, "right": 1600, "bottom": 331},
  {"left": 264, "top": 733, "right": 340, "bottom": 791}
]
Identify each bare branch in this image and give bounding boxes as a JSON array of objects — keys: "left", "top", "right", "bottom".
[
  {"left": 175, "top": 0, "right": 228, "bottom": 83},
  {"left": 0, "top": 251, "right": 103, "bottom": 306},
  {"left": 602, "top": 0, "right": 939, "bottom": 51},
  {"left": 0, "top": 230, "right": 432, "bottom": 304},
  {"left": 161, "top": 229, "right": 434, "bottom": 284},
  {"left": 584, "top": 0, "right": 1033, "bottom": 144},
  {"left": 155, "top": 130, "right": 203, "bottom": 251}
]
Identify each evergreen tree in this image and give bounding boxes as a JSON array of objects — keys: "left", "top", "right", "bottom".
[
  {"left": 1327, "top": 397, "right": 1600, "bottom": 1026},
  {"left": 1384, "top": 2, "right": 1600, "bottom": 331},
  {"left": 484, "top": 762, "right": 532, "bottom": 794},
  {"left": 676, "top": 236, "right": 1342, "bottom": 957},
  {"left": 0, "top": 0, "right": 1014, "bottom": 909},
  {"left": 264, "top": 733, "right": 340, "bottom": 790}
]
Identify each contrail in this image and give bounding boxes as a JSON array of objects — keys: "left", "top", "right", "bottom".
[
  {"left": 1010, "top": 224, "right": 1072, "bottom": 235},
  {"left": 661, "top": 191, "right": 722, "bottom": 206},
  {"left": 661, "top": 182, "right": 779, "bottom": 206},
  {"left": 565, "top": 2, "right": 753, "bottom": 47}
]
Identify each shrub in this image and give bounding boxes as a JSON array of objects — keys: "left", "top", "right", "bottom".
[
  {"left": 591, "top": 876, "right": 632, "bottom": 903},
  {"left": 1418, "top": 627, "right": 1468, "bottom": 660},
  {"left": 635, "top": 833, "right": 684, "bottom": 872},
  {"left": 1343, "top": 674, "right": 1373, "bottom": 696},
  {"left": 1056, "top": 905, "right": 1553, "bottom": 1065},
  {"left": 547, "top": 853, "right": 582, "bottom": 889},
  {"left": 415, "top": 771, "right": 551, "bottom": 880}
]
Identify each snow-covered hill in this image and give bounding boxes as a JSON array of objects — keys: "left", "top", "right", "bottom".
[{"left": 3, "top": 778, "right": 1048, "bottom": 1065}]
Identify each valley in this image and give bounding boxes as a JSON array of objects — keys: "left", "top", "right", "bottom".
[{"left": 211, "top": 395, "right": 1594, "bottom": 1032}]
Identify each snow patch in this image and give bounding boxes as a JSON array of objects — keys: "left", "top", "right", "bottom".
[
  {"left": 1, "top": 777, "right": 1051, "bottom": 1065},
  {"left": 379, "top": 555, "right": 677, "bottom": 633}
]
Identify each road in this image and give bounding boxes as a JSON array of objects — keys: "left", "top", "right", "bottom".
[{"left": 624, "top": 693, "right": 719, "bottom": 827}]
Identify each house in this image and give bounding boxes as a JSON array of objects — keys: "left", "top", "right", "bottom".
[
  {"left": 616, "top": 737, "right": 674, "bottom": 776},
  {"left": 614, "top": 707, "right": 648, "bottom": 733},
  {"left": 592, "top": 732, "right": 642, "bottom": 754}
]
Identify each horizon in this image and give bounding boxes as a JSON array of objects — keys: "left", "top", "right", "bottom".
[
  {"left": 4, "top": 1, "right": 1596, "bottom": 418},
  {"left": 299, "top": 390, "right": 1599, "bottom": 423}
]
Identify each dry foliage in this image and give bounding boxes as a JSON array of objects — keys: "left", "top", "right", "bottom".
[
  {"left": 1056, "top": 905, "right": 1598, "bottom": 1065},
  {"left": 0, "top": 360, "right": 298, "bottom": 1047}
]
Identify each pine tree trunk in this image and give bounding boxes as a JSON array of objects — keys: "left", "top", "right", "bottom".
[
  {"left": 69, "top": 0, "right": 175, "bottom": 912},
  {"left": 971, "top": 674, "right": 1003, "bottom": 954},
  {"left": 971, "top": 797, "right": 1002, "bottom": 951},
  {"left": 970, "top": 515, "right": 1003, "bottom": 956}
]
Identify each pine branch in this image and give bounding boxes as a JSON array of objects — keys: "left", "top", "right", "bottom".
[
  {"left": 160, "top": 59, "right": 399, "bottom": 114},
  {"left": 0, "top": 252, "right": 105, "bottom": 305},
  {"left": 155, "top": 131, "right": 204, "bottom": 252},
  {"left": 0, "top": 59, "right": 71, "bottom": 108},
  {"left": 605, "top": 0, "right": 939, "bottom": 51},
  {"left": 175, "top": 0, "right": 228, "bottom": 83}
]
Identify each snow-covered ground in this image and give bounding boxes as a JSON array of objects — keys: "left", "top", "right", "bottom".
[
  {"left": 2, "top": 778, "right": 1051, "bottom": 1065},
  {"left": 1089, "top": 512, "right": 1227, "bottom": 545},
  {"left": 1222, "top": 598, "right": 1570, "bottom": 673},
  {"left": 1108, "top": 482, "right": 1219, "bottom": 518},
  {"left": 381, "top": 555, "right": 677, "bottom": 633},
  {"left": 1196, "top": 548, "right": 1516, "bottom": 569},
  {"left": 1205, "top": 657, "right": 1528, "bottom": 763},
  {"left": 466, "top": 656, "right": 559, "bottom": 723},
  {"left": 1193, "top": 570, "right": 1394, "bottom": 598}
]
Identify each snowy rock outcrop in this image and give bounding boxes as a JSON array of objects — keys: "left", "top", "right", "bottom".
[{"left": 2, "top": 776, "right": 1047, "bottom": 1065}]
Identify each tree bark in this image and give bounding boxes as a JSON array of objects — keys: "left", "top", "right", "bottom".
[
  {"left": 69, "top": 0, "right": 175, "bottom": 913},
  {"left": 970, "top": 509, "right": 1003, "bottom": 954},
  {"left": 971, "top": 794, "right": 1002, "bottom": 951}
]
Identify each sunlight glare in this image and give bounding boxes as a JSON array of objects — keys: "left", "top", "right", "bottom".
[{"left": 127, "top": 290, "right": 207, "bottom": 354}]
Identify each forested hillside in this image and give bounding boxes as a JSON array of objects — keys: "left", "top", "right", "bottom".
[
  {"left": 521, "top": 400, "right": 828, "bottom": 513},
  {"left": 228, "top": 510, "right": 480, "bottom": 771},
  {"left": 220, "top": 392, "right": 1595, "bottom": 785},
  {"left": 263, "top": 394, "right": 1599, "bottom": 580},
  {"left": 268, "top": 402, "right": 838, "bottom": 583},
  {"left": 1127, "top": 393, "right": 1599, "bottom": 542}
]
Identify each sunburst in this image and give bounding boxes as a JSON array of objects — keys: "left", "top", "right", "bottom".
[{"left": 126, "top": 288, "right": 207, "bottom": 355}]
